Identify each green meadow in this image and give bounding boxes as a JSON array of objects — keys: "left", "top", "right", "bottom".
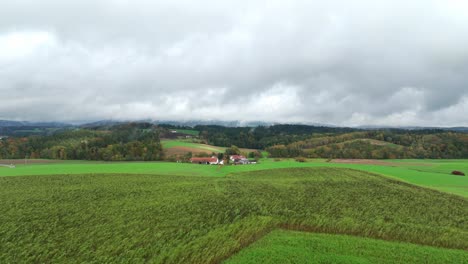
[
  {"left": 226, "top": 230, "right": 468, "bottom": 263},
  {"left": 174, "top": 129, "right": 200, "bottom": 136},
  {"left": 161, "top": 139, "right": 225, "bottom": 152},
  {"left": 1, "top": 159, "right": 467, "bottom": 197}
]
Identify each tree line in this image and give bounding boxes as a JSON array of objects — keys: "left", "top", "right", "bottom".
[
  {"left": 0, "top": 123, "right": 164, "bottom": 161},
  {"left": 195, "top": 124, "right": 357, "bottom": 149},
  {"left": 266, "top": 131, "right": 468, "bottom": 159},
  {"left": 196, "top": 125, "right": 467, "bottom": 159},
  {"left": 1, "top": 123, "right": 467, "bottom": 161}
]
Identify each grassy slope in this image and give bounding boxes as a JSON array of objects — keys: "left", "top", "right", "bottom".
[
  {"left": 313, "top": 138, "right": 403, "bottom": 149},
  {"left": 1, "top": 168, "right": 466, "bottom": 263},
  {"left": 174, "top": 129, "right": 200, "bottom": 136},
  {"left": 226, "top": 230, "right": 468, "bottom": 264},
  {"left": 161, "top": 139, "right": 257, "bottom": 154},
  {"left": 161, "top": 140, "right": 225, "bottom": 152},
  {"left": 0, "top": 159, "right": 467, "bottom": 197}
]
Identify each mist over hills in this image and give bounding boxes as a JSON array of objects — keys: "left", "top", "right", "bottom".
[
  {"left": 0, "top": 120, "right": 70, "bottom": 127},
  {"left": 1, "top": 119, "right": 467, "bottom": 133}
]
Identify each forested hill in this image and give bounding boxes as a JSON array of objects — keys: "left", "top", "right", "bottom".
[
  {"left": 195, "top": 124, "right": 358, "bottom": 149},
  {"left": 0, "top": 123, "right": 163, "bottom": 161},
  {"left": 196, "top": 125, "right": 468, "bottom": 159},
  {"left": 266, "top": 131, "right": 468, "bottom": 159},
  {"left": 1, "top": 122, "right": 467, "bottom": 160}
]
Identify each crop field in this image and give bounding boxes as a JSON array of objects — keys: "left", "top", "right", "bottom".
[
  {"left": 1, "top": 159, "right": 467, "bottom": 197},
  {"left": 226, "top": 230, "right": 468, "bottom": 263},
  {"left": 1, "top": 167, "right": 467, "bottom": 263}
]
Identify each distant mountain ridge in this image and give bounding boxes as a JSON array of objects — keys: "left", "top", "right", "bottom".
[
  {"left": 0, "top": 119, "right": 467, "bottom": 132},
  {"left": 358, "top": 125, "right": 468, "bottom": 133},
  {"left": 0, "top": 120, "right": 70, "bottom": 127}
]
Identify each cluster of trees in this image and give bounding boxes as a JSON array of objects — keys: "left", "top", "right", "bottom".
[
  {"left": 196, "top": 125, "right": 468, "bottom": 159},
  {"left": 0, "top": 126, "right": 69, "bottom": 137},
  {"left": 266, "top": 131, "right": 468, "bottom": 159},
  {"left": 0, "top": 123, "right": 164, "bottom": 161},
  {"left": 196, "top": 125, "right": 356, "bottom": 149}
]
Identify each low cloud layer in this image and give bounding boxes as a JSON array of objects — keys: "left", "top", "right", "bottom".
[{"left": 1, "top": 0, "right": 468, "bottom": 126}]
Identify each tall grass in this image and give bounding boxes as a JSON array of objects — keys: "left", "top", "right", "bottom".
[
  {"left": 0, "top": 168, "right": 466, "bottom": 262},
  {"left": 1, "top": 159, "right": 467, "bottom": 197}
]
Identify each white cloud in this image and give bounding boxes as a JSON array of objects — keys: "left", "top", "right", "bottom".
[
  {"left": 1, "top": 0, "right": 468, "bottom": 126},
  {"left": 0, "top": 31, "right": 55, "bottom": 60}
]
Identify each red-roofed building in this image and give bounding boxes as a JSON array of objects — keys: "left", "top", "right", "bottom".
[
  {"left": 229, "top": 155, "right": 246, "bottom": 161},
  {"left": 230, "top": 155, "right": 255, "bottom": 164}
]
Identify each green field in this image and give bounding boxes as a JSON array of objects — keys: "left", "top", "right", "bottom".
[
  {"left": 161, "top": 139, "right": 258, "bottom": 156},
  {"left": 173, "top": 129, "right": 200, "bottom": 136},
  {"left": 1, "top": 167, "right": 467, "bottom": 263},
  {"left": 1, "top": 159, "right": 467, "bottom": 262},
  {"left": 226, "top": 230, "right": 468, "bottom": 264},
  {"left": 1, "top": 159, "right": 467, "bottom": 197},
  {"left": 161, "top": 139, "right": 225, "bottom": 152}
]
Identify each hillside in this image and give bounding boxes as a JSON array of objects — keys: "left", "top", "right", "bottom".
[
  {"left": 267, "top": 131, "right": 468, "bottom": 159},
  {"left": 161, "top": 139, "right": 258, "bottom": 160},
  {"left": 162, "top": 139, "right": 225, "bottom": 156},
  {"left": 2, "top": 122, "right": 468, "bottom": 160},
  {"left": 0, "top": 123, "right": 163, "bottom": 161}
]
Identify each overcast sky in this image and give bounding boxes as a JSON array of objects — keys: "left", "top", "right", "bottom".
[{"left": 1, "top": 0, "right": 468, "bottom": 126}]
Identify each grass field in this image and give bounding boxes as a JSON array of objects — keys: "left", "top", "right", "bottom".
[
  {"left": 161, "top": 139, "right": 258, "bottom": 157},
  {"left": 226, "top": 230, "right": 468, "bottom": 263},
  {"left": 1, "top": 167, "right": 467, "bottom": 263},
  {"left": 173, "top": 129, "right": 200, "bottom": 136},
  {"left": 161, "top": 139, "right": 225, "bottom": 153},
  {"left": 1, "top": 159, "right": 467, "bottom": 197}
]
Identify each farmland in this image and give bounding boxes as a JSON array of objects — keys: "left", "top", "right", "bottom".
[
  {"left": 1, "top": 156, "right": 467, "bottom": 263},
  {"left": 1, "top": 159, "right": 467, "bottom": 197},
  {"left": 226, "top": 230, "right": 468, "bottom": 263},
  {"left": 0, "top": 113, "right": 466, "bottom": 263},
  {"left": 161, "top": 139, "right": 257, "bottom": 157},
  {"left": 173, "top": 129, "right": 200, "bottom": 136},
  {"left": 161, "top": 139, "right": 225, "bottom": 155},
  {"left": 3, "top": 0, "right": 468, "bottom": 262},
  {"left": 1, "top": 167, "right": 467, "bottom": 263}
]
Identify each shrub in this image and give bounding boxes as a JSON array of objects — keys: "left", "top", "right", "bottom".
[
  {"left": 295, "top": 157, "right": 306, "bottom": 162},
  {"left": 452, "top": 171, "right": 465, "bottom": 176}
]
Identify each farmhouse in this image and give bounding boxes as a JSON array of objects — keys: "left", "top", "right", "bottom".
[
  {"left": 230, "top": 155, "right": 255, "bottom": 165},
  {"left": 190, "top": 156, "right": 219, "bottom": 165},
  {"left": 230, "top": 155, "right": 245, "bottom": 162}
]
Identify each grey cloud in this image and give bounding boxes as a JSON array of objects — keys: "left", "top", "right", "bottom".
[{"left": 1, "top": 0, "right": 468, "bottom": 126}]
